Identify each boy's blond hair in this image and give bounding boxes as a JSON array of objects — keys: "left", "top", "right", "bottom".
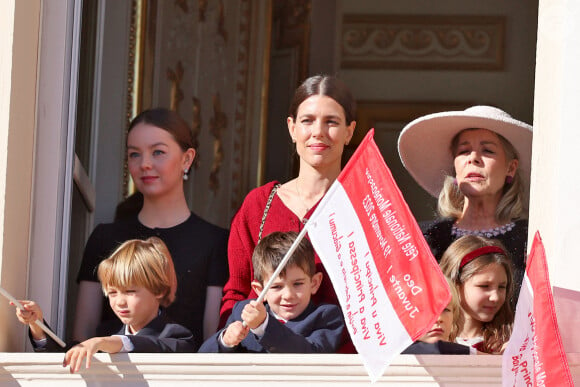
[
  {"left": 252, "top": 231, "right": 316, "bottom": 284},
  {"left": 97, "top": 237, "right": 177, "bottom": 307}
]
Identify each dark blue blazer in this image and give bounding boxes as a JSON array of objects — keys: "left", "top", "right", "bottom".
[
  {"left": 31, "top": 310, "right": 196, "bottom": 353},
  {"left": 199, "top": 299, "right": 344, "bottom": 353}
]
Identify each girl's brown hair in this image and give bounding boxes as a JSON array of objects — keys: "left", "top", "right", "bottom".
[{"left": 128, "top": 108, "right": 194, "bottom": 178}]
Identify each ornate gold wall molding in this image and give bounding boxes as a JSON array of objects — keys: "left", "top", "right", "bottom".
[
  {"left": 191, "top": 97, "right": 201, "bottom": 169},
  {"left": 167, "top": 60, "right": 184, "bottom": 111},
  {"left": 176, "top": 0, "right": 188, "bottom": 13},
  {"left": 124, "top": 0, "right": 147, "bottom": 197},
  {"left": 273, "top": 0, "right": 310, "bottom": 48},
  {"left": 230, "top": 0, "right": 254, "bottom": 212},
  {"left": 272, "top": 0, "right": 310, "bottom": 81},
  {"left": 217, "top": 0, "right": 227, "bottom": 42},
  {"left": 341, "top": 15, "right": 505, "bottom": 70},
  {"left": 198, "top": 0, "right": 208, "bottom": 21},
  {"left": 209, "top": 93, "right": 226, "bottom": 194}
]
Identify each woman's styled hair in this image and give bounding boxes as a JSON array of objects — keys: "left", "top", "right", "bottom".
[
  {"left": 445, "top": 276, "right": 463, "bottom": 342},
  {"left": 252, "top": 231, "right": 316, "bottom": 284},
  {"left": 437, "top": 129, "right": 526, "bottom": 223},
  {"left": 440, "top": 235, "right": 514, "bottom": 353},
  {"left": 128, "top": 108, "right": 195, "bottom": 173},
  {"left": 128, "top": 108, "right": 194, "bottom": 177},
  {"left": 288, "top": 74, "right": 356, "bottom": 125},
  {"left": 98, "top": 237, "right": 177, "bottom": 308}
]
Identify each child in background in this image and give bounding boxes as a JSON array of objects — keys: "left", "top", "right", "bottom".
[
  {"left": 403, "top": 277, "right": 469, "bottom": 354},
  {"left": 14, "top": 237, "right": 196, "bottom": 372},
  {"left": 439, "top": 235, "right": 514, "bottom": 354},
  {"left": 199, "top": 231, "right": 344, "bottom": 353}
]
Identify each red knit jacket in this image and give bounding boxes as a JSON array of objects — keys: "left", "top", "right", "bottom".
[{"left": 220, "top": 181, "right": 338, "bottom": 325}]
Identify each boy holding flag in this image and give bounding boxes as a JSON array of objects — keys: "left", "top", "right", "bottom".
[{"left": 200, "top": 231, "right": 344, "bottom": 353}]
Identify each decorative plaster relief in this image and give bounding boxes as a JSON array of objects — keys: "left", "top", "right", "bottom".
[{"left": 341, "top": 15, "right": 505, "bottom": 70}]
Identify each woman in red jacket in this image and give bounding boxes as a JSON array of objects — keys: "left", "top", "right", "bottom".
[{"left": 220, "top": 75, "right": 356, "bottom": 339}]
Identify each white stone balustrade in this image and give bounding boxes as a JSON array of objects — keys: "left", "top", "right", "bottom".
[{"left": 0, "top": 353, "right": 579, "bottom": 386}]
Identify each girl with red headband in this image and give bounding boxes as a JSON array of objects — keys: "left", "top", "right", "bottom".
[{"left": 440, "top": 235, "right": 514, "bottom": 354}]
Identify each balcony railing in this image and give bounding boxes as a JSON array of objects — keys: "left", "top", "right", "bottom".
[{"left": 1, "top": 352, "right": 579, "bottom": 385}]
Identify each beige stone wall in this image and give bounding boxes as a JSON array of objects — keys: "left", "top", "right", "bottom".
[
  {"left": 529, "top": 0, "right": 580, "bottom": 354},
  {"left": 0, "top": 0, "right": 41, "bottom": 352}
]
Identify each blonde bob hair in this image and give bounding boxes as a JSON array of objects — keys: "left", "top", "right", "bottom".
[
  {"left": 97, "top": 237, "right": 177, "bottom": 308},
  {"left": 440, "top": 235, "right": 514, "bottom": 353},
  {"left": 438, "top": 129, "right": 526, "bottom": 223}
]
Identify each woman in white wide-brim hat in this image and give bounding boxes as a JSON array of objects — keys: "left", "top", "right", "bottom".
[{"left": 398, "top": 105, "right": 533, "bottom": 303}]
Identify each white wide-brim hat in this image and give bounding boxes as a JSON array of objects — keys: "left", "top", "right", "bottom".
[{"left": 397, "top": 105, "right": 533, "bottom": 197}]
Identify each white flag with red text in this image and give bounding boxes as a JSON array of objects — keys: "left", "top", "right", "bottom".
[
  {"left": 502, "top": 231, "right": 573, "bottom": 387},
  {"left": 305, "top": 129, "right": 451, "bottom": 381}
]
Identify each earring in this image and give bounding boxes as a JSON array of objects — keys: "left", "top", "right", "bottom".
[
  {"left": 183, "top": 169, "right": 189, "bottom": 181},
  {"left": 505, "top": 176, "right": 513, "bottom": 185}
]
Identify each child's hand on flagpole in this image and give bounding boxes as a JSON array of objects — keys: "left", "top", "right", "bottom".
[
  {"left": 1, "top": 287, "right": 65, "bottom": 348},
  {"left": 12, "top": 300, "right": 46, "bottom": 341},
  {"left": 222, "top": 321, "right": 249, "bottom": 347},
  {"left": 13, "top": 300, "right": 43, "bottom": 324},
  {"left": 241, "top": 300, "right": 267, "bottom": 329}
]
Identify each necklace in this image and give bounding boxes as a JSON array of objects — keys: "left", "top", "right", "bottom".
[
  {"left": 295, "top": 180, "right": 325, "bottom": 223},
  {"left": 451, "top": 221, "right": 516, "bottom": 238},
  {"left": 295, "top": 180, "right": 312, "bottom": 215}
]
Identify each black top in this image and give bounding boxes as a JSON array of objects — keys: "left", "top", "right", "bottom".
[
  {"left": 402, "top": 340, "right": 470, "bottom": 355},
  {"left": 77, "top": 212, "right": 229, "bottom": 348},
  {"left": 422, "top": 218, "right": 528, "bottom": 305}
]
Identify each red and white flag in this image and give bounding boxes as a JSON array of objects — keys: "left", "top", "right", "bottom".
[
  {"left": 306, "top": 129, "right": 451, "bottom": 381},
  {"left": 502, "top": 231, "right": 573, "bottom": 387}
]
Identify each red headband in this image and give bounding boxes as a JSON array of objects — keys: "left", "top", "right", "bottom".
[{"left": 460, "top": 246, "right": 506, "bottom": 268}]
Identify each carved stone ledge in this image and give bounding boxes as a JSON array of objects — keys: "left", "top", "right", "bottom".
[
  {"left": 341, "top": 15, "right": 505, "bottom": 70},
  {"left": 1, "top": 353, "right": 578, "bottom": 385}
]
